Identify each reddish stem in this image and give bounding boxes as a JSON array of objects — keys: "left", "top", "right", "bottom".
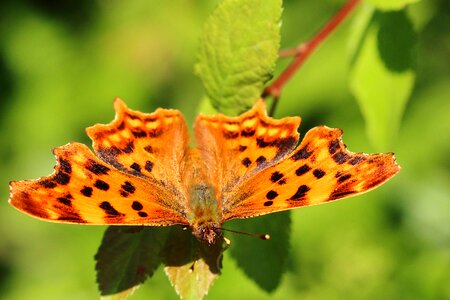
[{"left": 264, "top": 0, "right": 360, "bottom": 114}]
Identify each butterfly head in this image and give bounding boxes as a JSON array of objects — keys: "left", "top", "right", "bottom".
[{"left": 192, "top": 222, "right": 222, "bottom": 245}]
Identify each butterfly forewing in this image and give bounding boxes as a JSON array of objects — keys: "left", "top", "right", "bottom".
[
  {"left": 220, "top": 126, "right": 399, "bottom": 220},
  {"left": 9, "top": 99, "right": 192, "bottom": 226},
  {"left": 86, "top": 99, "right": 190, "bottom": 201},
  {"left": 194, "top": 101, "right": 301, "bottom": 208}
]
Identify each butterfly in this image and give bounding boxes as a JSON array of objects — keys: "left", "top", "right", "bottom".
[{"left": 9, "top": 99, "right": 400, "bottom": 244}]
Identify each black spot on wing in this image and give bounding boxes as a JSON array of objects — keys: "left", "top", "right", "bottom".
[
  {"left": 57, "top": 196, "right": 72, "bottom": 206},
  {"left": 256, "top": 138, "right": 271, "bottom": 148},
  {"left": 296, "top": 164, "right": 311, "bottom": 176},
  {"left": 242, "top": 128, "right": 255, "bottom": 137},
  {"left": 256, "top": 156, "right": 267, "bottom": 166},
  {"left": 85, "top": 160, "right": 110, "bottom": 175},
  {"left": 145, "top": 161, "right": 153, "bottom": 172},
  {"left": 238, "top": 145, "right": 247, "bottom": 152},
  {"left": 290, "top": 185, "right": 310, "bottom": 200},
  {"left": 99, "top": 201, "right": 122, "bottom": 216},
  {"left": 54, "top": 172, "right": 70, "bottom": 185},
  {"left": 329, "top": 190, "right": 356, "bottom": 200},
  {"left": 266, "top": 190, "right": 278, "bottom": 200},
  {"left": 122, "top": 181, "right": 136, "bottom": 194},
  {"left": 57, "top": 211, "right": 86, "bottom": 223},
  {"left": 148, "top": 128, "right": 163, "bottom": 138},
  {"left": 292, "top": 145, "right": 313, "bottom": 161},
  {"left": 270, "top": 171, "right": 284, "bottom": 183},
  {"left": 329, "top": 139, "right": 340, "bottom": 154},
  {"left": 349, "top": 156, "right": 365, "bottom": 165},
  {"left": 313, "top": 169, "right": 326, "bottom": 179},
  {"left": 333, "top": 152, "right": 350, "bottom": 164},
  {"left": 337, "top": 174, "right": 351, "bottom": 183},
  {"left": 138, "top": 211, "right": 148, "bottom": 217},
  {"left": 59, "top": 158, "right": 72, "bottom": 174},
  {"left": 130, "top": 163, "right": 141, "bottom": 173},
  {"left": 131, "top": 201, "right": 143, "bottom": 211},
  {"left": 40, "top": 180, "right": 57, "bottom": 188},
  {"left": 242, "top": 158, "right": 252, "bottom": 168},
  {"left": 126, "top": 113, "right": 140, "bottom": 120},
  {"left": 274, "top": 136, "right": 297, "bottom": 158},
  {"left": 80, "top": 186, "right": 93, "bottom": 197},
  {"left": 97, "top": 146, "right": 121, "bottom": 159},
  {"left": 131, "top": 130, "right": 147, "bottom": 138},
  {"left": 94, "top": 180, "right": 110, "bottom": 191},
  {"left": 223, "top": 130, "right": 239, "bottom": 139},
  {"left": 122, "top": 141, "right": 134, "bottom": 154},
  {"left": 144, "top": 145, "right": 153, "bottom": 153}
]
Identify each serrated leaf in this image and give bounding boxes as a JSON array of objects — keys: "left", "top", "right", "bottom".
[
  {"left": 195, "top": 0, "right": 282, "bottom": 115},
  {"left": 163, "top": 227, "right": 224, "bottom": 300},
  {"left": 96, "top": 226, "right": 170, "bottom": 299},
  {"left": 349, "top": 9, "right": 416, "bottom": 151},
  {"left": 225, "top": 211, "right": 291, "bottom": 292},
  {"left": 365, "top": 0, "right": 420, "bottom": 11}
]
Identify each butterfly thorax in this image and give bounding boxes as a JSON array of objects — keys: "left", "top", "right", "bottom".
[{"left": 189, "top": 183, "right": 222, "bottom": 244}]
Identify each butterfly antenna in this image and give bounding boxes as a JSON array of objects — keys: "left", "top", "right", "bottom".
[{"left": 221, "top": 227, "right": 270, "bottom": 240}]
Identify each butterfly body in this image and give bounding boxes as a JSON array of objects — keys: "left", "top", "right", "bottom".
[
  {"left": 188, "top": 183, "right": 222, "bottom": 244},
  {"left": 9, "top": 99, "right": 400, "bottom": 245}
]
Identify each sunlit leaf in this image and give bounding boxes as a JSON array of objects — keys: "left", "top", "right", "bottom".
[
  {"left": 349, "top": 8, "right": 416, "bottom": 151},
  {"left": 365, "top": 0, "right": 421, "bottom": 11},
  {"left": 195, "top": 0, "right": 282, "bottom": 115},
  {"left": 164, "top": 227, "right": 224, "bottom": 300}
]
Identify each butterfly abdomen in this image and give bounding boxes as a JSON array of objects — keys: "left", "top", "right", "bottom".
[{"left": 188, "top": 184, "right": 222, "bottom": 244}]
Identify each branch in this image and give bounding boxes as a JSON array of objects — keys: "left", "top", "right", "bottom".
[{"left": 264, "top": 0, "right": 361, "bottom": 116}]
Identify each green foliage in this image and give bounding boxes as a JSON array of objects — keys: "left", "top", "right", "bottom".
[
  {"left": 1, "top": 1, "right": 448, "bottom": 300},
  {"left": 164, "top": 228, "right": 223, "bottom": 300},
  {"left": 96, "top": 227, "right": 170, "bottom": 298},
  {"left": 349, "top": 6, "right": 417, "bottom": 151},
  {"left": 195, "top": 0, "right": 282, "bottom": 115},
  {"left": 365, "top": 0, "right": 421, "bottom": 11},
  {"left": 227, "top": 212, "right": 291, "bottom": 292},
  {"left": 96, "top": 226, "right": 224, "bottom": 300}
]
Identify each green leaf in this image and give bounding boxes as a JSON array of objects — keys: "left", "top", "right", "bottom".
[
  {"left": 96, "top": 226, "right": 170, "bottom": 299},
  {"left": 164, "top": 227, "right": 224, "bottom": 300},
  {"left": 225, "top": 211, "right": 291, "bottom": 292},
  {"left": 195, "top": 0, "right": 282, "bottom": 115},
  {"left": 365, "top": 0, "right": 420, "bottom": 11},
  {"left": 349, "top": 8, "right": 416, "bottom": 151}
]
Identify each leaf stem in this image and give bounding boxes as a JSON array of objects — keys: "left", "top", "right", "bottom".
[{"left": 264, "top": 0, "right": 361, "bottom": 115}]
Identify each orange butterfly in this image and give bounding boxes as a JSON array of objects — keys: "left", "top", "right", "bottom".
[{"left": 9, "top": 99, "right": 400, "bottom": 244}]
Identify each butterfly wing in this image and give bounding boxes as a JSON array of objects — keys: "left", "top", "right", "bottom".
[
  {"left": 9, "top": 99, "right": 190, "bottom": 226},
  {"left": 86, "top": 99, "right": 188, "bottom": 195},
  {"left": 194, "top": 100, "right": 400, "bottom": 221}
]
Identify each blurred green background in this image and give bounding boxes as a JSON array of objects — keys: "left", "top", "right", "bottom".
[{"left": 0, "top": 0, "right": 449, "bottom": 299}]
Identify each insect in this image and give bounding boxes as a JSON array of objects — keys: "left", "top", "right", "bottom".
[{"left": 9, "top": 99, "right": 400, "bottom": 244}]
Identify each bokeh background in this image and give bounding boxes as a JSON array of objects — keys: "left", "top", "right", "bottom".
[{"left": 0, "top": 0, "right": 449, "bottom": 299}]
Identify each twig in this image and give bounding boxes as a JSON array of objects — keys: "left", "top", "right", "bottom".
[{"left": 264, "top": 0, "right": 361, "bottom": 116}]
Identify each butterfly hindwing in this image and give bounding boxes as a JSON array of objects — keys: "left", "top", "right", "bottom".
[{"left": 221, "top": 126, "right": 399, "bottom": 220}]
